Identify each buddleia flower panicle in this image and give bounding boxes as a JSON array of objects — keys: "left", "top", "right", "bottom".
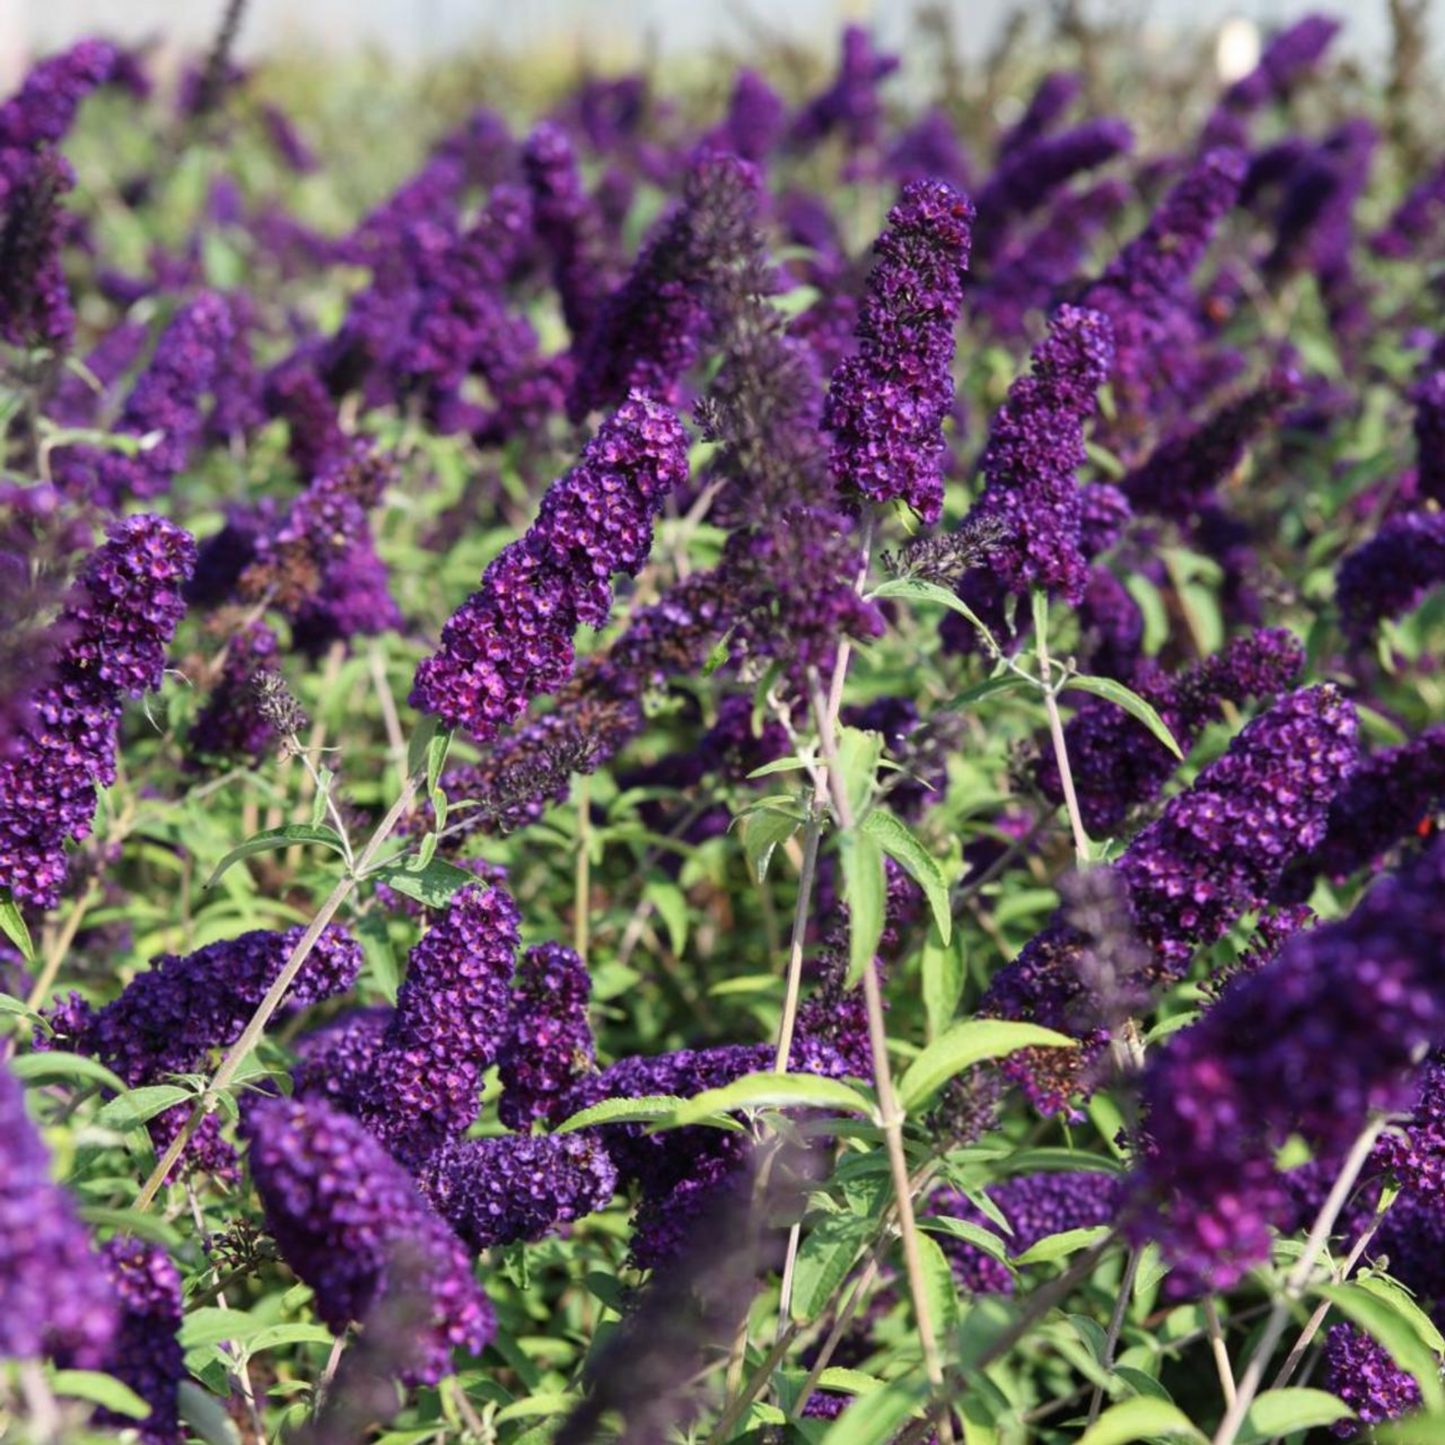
[
  {"left": 1201, "top": 14, "right": 1340, "bottom": 148},
  {"left": 0, "top": 1056, "right": 116, "bottom": 1366},
  {"left": 1129, "top": 834, "right": 1445, "bottom": 1289},
  {"left": 1322, "top": 1325, "right": 1421, "bottom": 1433},
  {"left": 1336, "top": 509, "right": 1445, "bottom": 642},
  {"left": 98, "top": 1238, "right": 185, "bottom": 1445},
  {"left": 996, "top": 71, "right": 1081, "bottom": 156},
  {"left": 410, "top": 394, "right": 688, "bottom": 744},
  {"left": 984, "top": 685, "right": 1357, "bottom": 1113},
  {"left": 0, "top": 148, "right": 75, "bottom": 351},
  {"left": 703, "top": 69, "right": 786, "bottom": 165},
  {"left": 961, "top": 303, "right": 1115, "bottom": 602},
  {"left": 786, "top": 24, "right": 898, "bottom": 176},
  {"left": 568, "top": 150, "right": 761, "bottom": 421},
  {"left": 52, "top": 292, "right": 239, "bottom": 507},
  {"left": 0, "top": 514, "right": 195, "bottom": 909},
  {"left": 0, "top": 38, "right": 122, "bottom": 160},
  {"left": 885, "top": 108, "right": 972, "bottom": 191},
  {"left": 823, "top": 178, "right": 974, "bottom": 525},
  {"left": 357, "top": 883, "right": 521, "bottom": 1166},
  {"left": 930, "top": 1170, "right": 1122, "bottom": 1294},
  {"left": 497, "top": 942, "right": 597, "bottom": 1129},
  {"left": 243, "top": 1096, "right": 494, "bottom": 1386},
  {"left": 419, "top": 1133, "right": 618, "bottom": 1251}
]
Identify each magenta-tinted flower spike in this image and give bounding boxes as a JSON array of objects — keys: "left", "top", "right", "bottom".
[
  {"left": 411, "top": 394, "right": 689, "bottom": 744},
  {"left": 497, "top": 942, "right": 597, "bottom": 1130},
  {"left": 0, "top": 514, "right": 195, "bottom": 909},
  {"left": 1035, "top": 627, "right": 1306, "bottom": 838},
  {"left": 1335, "top": 509, "right": 1445, "bottom": 642},
  {"left": 962, "top": 303, "right": 1114, "bottom": 601},
  {"left": 984, "top": 686, "right": 1358, "bottom": 1113},
  {"left": 786, "top": 24, "right": 899, "bottom": 176},
  {"left": 567, "top": 151, "right": 760, "bottom": 422},
  {"left": 1129, "top": 833, "right": 1445, "bottom": 1290},
  {"left": 1119, "top": 368, "right": 1301, "bottom": 523},
  {"left": 0, "top": 1057, "right": 117, "bottom": 1366},
  {"left": 243, "top": 1096, "right": 494, "bottom": 1386},
  {"left": 704, "top": 69, "right": 786, "bottom": 165},
  {"left": 930, "top": 1170, "right": 1121, "bottom": 1293},
  {"left": 356, "top": 884, "right": 521, "bottom": 1167},
  {"left": 98, "top": 1239, "right": 184, "bottom": 1445},
  {"left": 971, "top": 118, "right": 1132, "bottom": 266},
  {"left": 52, "top": 292, "right": 237, "bottom": 507},
  {"left": 823, "top": 179, "right": 974, "bottom": 525}
]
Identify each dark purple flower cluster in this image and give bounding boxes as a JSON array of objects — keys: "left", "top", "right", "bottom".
[
  {"left": 419, "top": 1133, "right": 618, "bottom": 1251},
  {"left": 1036, "top": 628, "right": 1306, "bottom": 837},
  {"left": 524, "top": 122, "right": 616, "bottom": 342},
  {"left": 568, "top": 151, "right": 760, "bottom": 421},
  {"left": 971, "top": 119, "right": 1132, "bottom": 267},
  {"left": 263, "top": 356, "right": 346, "bottom": 479},
  {"left": 1130, "top": 834, "right": 1445, "bottom": 1288},
  {"left": 291, "top": 1007, "right": 392, "bottom": 1113},
  {"left": 243, "top": 1096, "right": 494, "bottom": 1386},
  {"left": 962, "top": 303, "right": 1115, "bottom": 601},
  {"left": 52, "top": 292, "right": 240, "bottom": 507},
  {"left": 185, "top": 621, "right": 282, "bottom": 768},
  {"left": 1376, "top": 1056, "right": 1445, "bottom": 1196},
  {"left": 1202, "top": 15, "right": 1340, "bottom": 149},
  {"left": 1119, "top": 369, "right": 1301, "bottom": 524},
  {"left": 1323, "top": 1324, "right": 1421, "bottom": 1433},
  {"left": 1336, "top": 509, "right": 1445, "bottom": 642},
  {"left": 0, "top": 1057, "right": 116, "bottom": 1366},
  {"left": 930, "top": 1169, "right": 1122, "bottom": 1294},
  {"left": 0, "top": 514, "right": 195, "bottom": 908},
  {"left": 98, "top": 1238, "right": 185, "bottom": 1445},
  {"left": 1373, "top": 155, "right": 1445, "bottom": 260},
  {"left": 358, "top": 883, "right": 521, "bottom": 1166},
  {"left": 1277, "top": 725, "right": 1445, "bottom": 901},
  {"left": 823, "top": 179, "right": 973, "bottom": 524},
  {"left": 497, "top": 942, "right": 596, "bottom": 1130},
  {"left": 703, "top": 70, "right": 786, "bottom": 166},
  {"left": 885, "top": 108, "right": 971, "bottom": 192},
  {"left": 410, "top": 394, "right": 689, "bottom": 743},
  {"left": 0, "top": 37, "right": 120, "bottom": 157},
  {"left": 786, "top": 25, "right": 898, "bottom": 177},
  {"left": 1413, "top": 341, "right": 1445, "bottom": 505},
  {"left": 986, "top": 686, "right": 1356, "bottom": 1112},
  {"left": 997, "top": 72, "right": 1081, "bottom": 157},
  {"left": 0, "top": 148, "right": 77, "bottom": 350}
]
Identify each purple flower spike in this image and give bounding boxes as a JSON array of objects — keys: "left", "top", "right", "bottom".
[
  {"left": 1130, "top": 834, "right": 1445, "bottom": 1290},
  {"left": 997, "top": 72, "right": 1082, "bottom": 157},
  {"left": 0, "top": 1057, "right": 116, "bottom": 1366},
  {"left": 0, "top": 38, "right": 120, "bottom": 154},
  {"left": 824, "top": 179, "right": 974, "bottom": 524},
  {"left": 420, "top": 1133, "right": 618, "bottom": 1251},
  {"left": 1336, "top": 510, "right": 1445, "bottom": 642},
  {"left": 243, "top": 1096, "right": 494, "bottom": 1386},
  {"left": 411, "top": 394, "right": 689, "bottom": 744},
  {"left": 98, "top": 1239, "right": 184, "bottom": 1445},
  {"left": 359, "top": 884, "right": 521, "bottom": 1166},
  {"left": 0, "top": 514, "right": 195, "bottom": 909},
  {"left": 963, "top": 303, "right": 1114, "bottom": 601},
  {"left": 1323, "top": 1325, "right": 1420, "bottom": 1433},
  {"left": 498, "top": 942, "right": 596, "bottom": 1130}
]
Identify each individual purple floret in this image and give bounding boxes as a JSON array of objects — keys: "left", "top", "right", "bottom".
[
  {"left": 243, "top": 1096, "right": 494, "bottom": 1386},
  {"left": 98, "top": 1239, "right": 184, "bottom": 1445},
  {"left": 971, "top": 119, "right": 1132, "bottom": 266},
  {"left": 1036, "top": 628, "right": 1306, "bottom": 837},
  {"left": 358, "top": 884, "right": 521, "bottom": 1167},
  {"left": 960, "top": 303, "right": 1114, "bottom": 600},
  {"left": 1130, "top": 833, "right": 1445, "bottom": 1289},
  {"left": 52, "top": 292, "right": 237, "bottom": 507},
  {"left": 0, "top": 1056, "right": 116, "bottom": 1366},
  {"left": 497, "top": 942, "right": 596, "bottom": 1130},
  {"left": 823, "top": 179, "right": 974, "bottom": 524},
  {"left": 1336, "top": 509, "right": 1445, "bottom": 642},
  {"left": 986, "top": 685, "right": 1357, "bottom": 1112},
  {"left": 930, "top": 1169, "right": 1122, "bottom": 1293},
  {"left": 0, "top": 514, "right": 195, "bottom": 909},
  {"left": 410, "top": 394, "right": 688, "bottom": 744},
  {"left": 1119, "top": 369, "right": 1301, "bottom": 523},
  {"left": 1276, "top": 725, "right": 1445, "bottom": 901},
  {"left": 997, "top": 72, "right": 1081, "bottom": 157},
  {"left": 568, "top": 151, "right": 759, "bottom": 421},
  {"left": 419, "top": 1133, "right": 618, "bottom": 1251},
  {"left": 787, "top": 25, "right": 899, "bottom": 177},
  {"left": 1323, "top": 1324, "right": 1420, "bottom": 1433}
]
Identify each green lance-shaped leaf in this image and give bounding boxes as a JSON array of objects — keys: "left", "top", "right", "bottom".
[{"left": 896, "top": 1019, "right": 1078, "bottom": 1113}]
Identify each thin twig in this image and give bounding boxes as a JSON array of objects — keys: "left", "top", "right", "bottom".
[
  {"left": 1035, "top": 618, "right": 1090, "bottom": 864},
  {"left": 1086, "top": 1247, "right": 1141, "bottom": 1424},
  {"left": 1205, "top": 1297, "right": 1238, "bottom": 1409}
]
